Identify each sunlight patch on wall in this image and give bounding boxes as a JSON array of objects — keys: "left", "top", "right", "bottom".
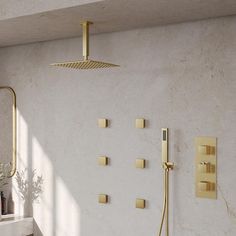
[
  {"left": 55, "top": 176, "right": 81, "bottom": 236},
  {"left": 12, "top": 110, "right": 81, "bottom": 235},
  {"left": 17, "top": 109, "right": 28, "bottom": 170},
  {"left": 12, "top": 111, "right": 28, "bottom": 216},
  {"left": 31, "top": 135, "right": 81, "bottom": 236},
  {"left": 32, "top": 136, "right": 54, "bottom": 235}
]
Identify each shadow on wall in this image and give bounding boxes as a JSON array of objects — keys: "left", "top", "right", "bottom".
[{"left": 15, "top": 168, "right": 43, "bottom": 217}]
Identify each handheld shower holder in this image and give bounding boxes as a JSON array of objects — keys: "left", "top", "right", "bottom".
[{"left": 162, "top": 162, "right": 174, "bottom": 171}]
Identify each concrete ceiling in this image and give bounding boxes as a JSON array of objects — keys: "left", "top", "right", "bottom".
[
  {"left": 1, "top": 0, "right": 236, "bottom": 47},
  {"left": 0, "top": 0, "right": 103, "bottom": 20}
]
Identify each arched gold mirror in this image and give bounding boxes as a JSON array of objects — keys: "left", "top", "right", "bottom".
[{"left": 0, "top": 87, "right": 16, "bottom": 177}]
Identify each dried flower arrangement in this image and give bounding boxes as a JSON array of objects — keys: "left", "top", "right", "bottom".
[{"left": 0, "top": 163, "right": 11, "bottom": 191}]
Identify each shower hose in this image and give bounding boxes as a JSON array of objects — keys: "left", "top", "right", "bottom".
[{"left": 158, "top": 167, "right": 169, "bottom": 236}]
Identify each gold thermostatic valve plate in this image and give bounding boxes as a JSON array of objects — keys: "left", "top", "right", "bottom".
[
  {"left": 136, "top": 199, "right": 146, "bottom": 209},
  {"left": 99, "top": 194, "right": 108, "bottom": 204},
  {"left": 198, "top": 181, "right": 215, "bottom": 192},
  {"left": 98, "top": 118, "right": 108, "bottom": 128},
  {"left": 135, "top": 159, "right": 146, "bottom": 169},
  {"left": 135, "top": 118, "right": 145, "bottom": 128},
  {"left": 198, "top": 145, "right": 215, "bottom": 155},
  {"left": 98, "top": 156, "right": 109, "bottom": 166},
  {"left": 195, "top": 137, "right": 217, "bottom": 199},
  {"left": 198, "top": 162, "right": 215, "bottom": 173}
]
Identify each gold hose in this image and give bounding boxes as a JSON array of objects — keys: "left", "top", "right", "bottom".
[{"left": 158, "top": 169, "right": 168, "bottom": 236}]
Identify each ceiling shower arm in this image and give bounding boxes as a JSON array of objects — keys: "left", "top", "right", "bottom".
[{"left": 82, "top": 21, "right": 92, "bottom": 61}]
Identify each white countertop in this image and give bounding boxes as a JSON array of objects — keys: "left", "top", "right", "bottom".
[{"left": 0, "top": 215, "right": 33, "bottom": 236}]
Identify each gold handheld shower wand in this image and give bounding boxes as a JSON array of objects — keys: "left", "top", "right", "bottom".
[{"left": 158, "top": 128, "right": 174, "bottom": 236}]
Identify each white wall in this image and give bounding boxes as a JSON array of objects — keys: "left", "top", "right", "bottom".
[{"left": 0, "top": 16, "right": 236, "bottom": 236}]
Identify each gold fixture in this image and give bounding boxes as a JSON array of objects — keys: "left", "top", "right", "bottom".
[
  {"left": 51, "top": 21, "right": 119, "bottom": 69},
  {"left": 198, "top": 145, "right": 215, "bottom": 155},
  {"left": 0, "top": 87, "right": 17, "bottom": 177},
  {"left": 198, "top": 181, "right": 215, "bottom": 192},
  {"left": 136, "top": 199, "right": 146, "bottom": 209},
  {"left": 98, "top": 118, "right": 108, "bottom": 128},
  {"left": 98, "top": 194, "right": 108, "bottom": 204},
  {"left": 135, "top": 159, "right": 146, "bottom": 169},
  {"left": 158, "top": 128, "right": 174, "bottom": 236},
  {"left": 198, "top": 162, "right": 215, "bottom": 173},
  {"left": 161, "top": 128, "right": 168, "bottom": 163},
  {"left": 98, "top": 156, "right": 109, "bottom": 166},
  {"left": 135, "top": 118, "right": 145, "bottom": 128},
  {"left": 195, "top": 137, "right": 217, "bottom": 199}
]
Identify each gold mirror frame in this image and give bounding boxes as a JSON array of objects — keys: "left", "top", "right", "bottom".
[{"left": 0, "top": 87, "right": 16, "bottom": 177}]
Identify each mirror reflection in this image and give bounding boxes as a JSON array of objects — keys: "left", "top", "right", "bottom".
[{"left": 0, "top": 87, "right": 16, "bottom": 177}]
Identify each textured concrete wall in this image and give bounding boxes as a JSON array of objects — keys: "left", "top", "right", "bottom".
[{"left": 0, "top": 16, "right": 235, "bottom": 236}]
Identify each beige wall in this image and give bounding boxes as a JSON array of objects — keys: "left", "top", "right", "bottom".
[{"left": 0, "top": 15, "right": 235, "bottom": 236}]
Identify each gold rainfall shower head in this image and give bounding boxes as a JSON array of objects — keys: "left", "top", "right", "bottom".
[{"left": 51, "top": 21, "right": 119, "bottom": 69}]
